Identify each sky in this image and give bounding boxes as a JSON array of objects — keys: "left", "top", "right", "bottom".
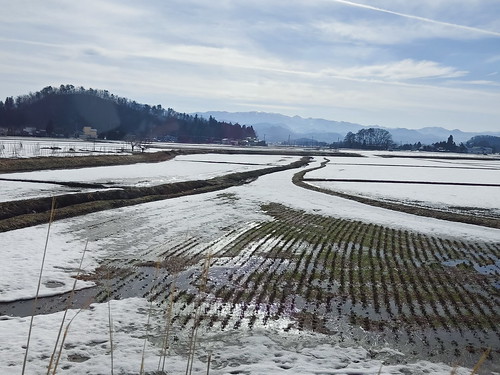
[{"left": 0, "top": 0, "right": 499, "bottom": 132}]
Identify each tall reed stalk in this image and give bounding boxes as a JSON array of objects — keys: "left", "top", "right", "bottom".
[
  {"left": 47, "top": 240, "right": 88, "bottom": 374},
  {"left": 51, "top": 299, "right": 92, "bottom": 374},
  {"left": 185, "top": 252, "right": 211, "bottom": 375},
  {"left": 22, "top": 197, "right": 56, "bottom": 375},
  {"left": 470, "top": 347, "right": 491, "bottom": 375},
  {"left": 140, "top": 262, "right": 162, "bottom": 374},
  {"left": 108, "top": 269, "right": 114, "bottom": 375},
  {"left": 158, "top": 274, "right": 178, "bottom": 373}
]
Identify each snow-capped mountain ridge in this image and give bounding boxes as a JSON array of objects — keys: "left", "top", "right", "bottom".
[{"left": 196, "top": 111, "right": 500, "bottom": 144}]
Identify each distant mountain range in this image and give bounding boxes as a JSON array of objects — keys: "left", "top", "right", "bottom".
[{"left": 197, "top": 111, "right": 500, "bottom": 145}]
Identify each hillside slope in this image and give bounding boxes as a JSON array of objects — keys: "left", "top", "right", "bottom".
[{"left": 0, "top": 85, "right": 255, "bottom": 142}]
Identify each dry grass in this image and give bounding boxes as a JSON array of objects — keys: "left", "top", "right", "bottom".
[
  {"left": 22, "top": 197, "right": 56, "bottom": 375},
  {"left": 185, "top": 252, "right": 212, "bottom": 375},
  {"left": 469, "top": 348, "right": 491, "bottom": 375}
]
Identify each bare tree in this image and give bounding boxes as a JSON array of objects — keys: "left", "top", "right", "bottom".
[
  {"left": 344, "top": 128, "right": 393, "bottom": 149},
  {"left": 125, "top": 135, "right": 146, "bottom": 152}
]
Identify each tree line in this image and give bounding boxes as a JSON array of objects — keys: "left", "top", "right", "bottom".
[
  {"left": 334, "top": 128, "right": 497, "bottom": 153},
  {"left": 0, "top": 84, "right": 256, "bottom": 142}
]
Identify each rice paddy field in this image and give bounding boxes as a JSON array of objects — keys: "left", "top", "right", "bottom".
[
  {"left": 0, "top": 141, "right": 499, "bottom": 374},
  {"left": 0, "top": 138, "right": 134, "bottom": 158}
]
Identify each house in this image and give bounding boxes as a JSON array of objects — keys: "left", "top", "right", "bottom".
[
  {"left": 22, "top": 127, "right": 37, "bottom": 136},
  {"left": 82, "top": 126, "right": 98, "bottom": 139}
]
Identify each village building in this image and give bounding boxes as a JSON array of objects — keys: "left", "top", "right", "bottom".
[{"left": 82, "top": 126, "right": 98, "bottom": 139}]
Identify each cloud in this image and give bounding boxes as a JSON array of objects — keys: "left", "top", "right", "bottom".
[
  {"left": 329, "top": 0, "right": 500, "bottom": 37},
  {"left": 453, "top": 79, "right": 500, "bottom": 87},
  {"left": 323, "top": 59, "right": 468, "bottom": 80},
  {"left": 486, "top": 55, "right": 500, "bottom": 64}
]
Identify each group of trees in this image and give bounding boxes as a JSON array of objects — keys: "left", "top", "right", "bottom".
[
  {"left": 423, "top": 135, "right": 467, "bottom": 153},
  {"left": 395, "top": 142, "right": 423, "bottom": 151},
  {"left": 387, "top": 134, "right": 500, "bottom": 154},
  {"left": 466, "top": 135, "right": 500, "bottom": 153},
  {"left": 340, "top": 130, "right": 499, "bottom": 154},
  {"left": 336, "top": 129, "right": 500, "bottom": 154},
  {"left": 0, "top": 85, "right": 256, "bottom": 142},
  {"left": 343, "top": 128, "right": 393, "bottom": 150}
]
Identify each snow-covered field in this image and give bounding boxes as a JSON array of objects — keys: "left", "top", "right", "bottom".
[
  {"left": 310, "top": 180, "right": 499, "bottom": 211},
  {"left": 0, "top": 153, "right": 298, "bottom": 202},
  {"left": 2, "top": 297, "right": 481, "bottom": 375},
  {"left": 2, "top": 157, "right": 498, "bottom": 301},
  {"left": 0, "top": 137, "right": 133, "bottom": 158},
  {"left": 306, "top": 157, "right": 500, "bottom": 184},
  {"left": 305, "top": 152, "right": 500, "bottom": 216},
  {"left": 1, "top": 150, "right": 499, "bottom": 374},
  {"left": 2, "top": 298, "right": 475, "bottom": 375},
  {"left": 0, "top": 137, "right": 314, "bottom": 159}
]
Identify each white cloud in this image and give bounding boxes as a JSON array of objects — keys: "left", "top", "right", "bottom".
[
  {"left": 322, "top": 59, "right": 468, "bottom": 80},
  {"left": 486, "top": 55, "right": 500, "bottom": 64},
  {"left": 328, "top": 0, "right": 500, "bottom": 37},
  {"left": 452, "top": 79, "right": 500, "bottom": 87},
  {"left": 314, "top": 16, "right": 496, "bottom": 46}
]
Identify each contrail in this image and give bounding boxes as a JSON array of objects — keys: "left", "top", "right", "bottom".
[{"left": 331, "top": 0, "right": 500, "bottom": 37}]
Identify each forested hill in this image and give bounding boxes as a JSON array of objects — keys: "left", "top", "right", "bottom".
[{"left": 0, "top": 85, "right": 255, "bottom": 142}]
